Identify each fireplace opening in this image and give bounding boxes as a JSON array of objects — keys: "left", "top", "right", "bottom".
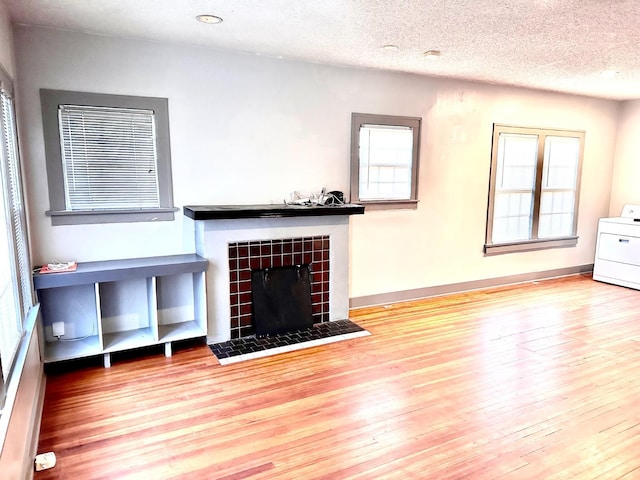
[{"left": 251, "top": 264, "right": 314, "bottom": 337}]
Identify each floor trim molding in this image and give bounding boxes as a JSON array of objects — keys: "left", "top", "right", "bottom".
[
  {"left": 349, "top": 264, "right": 594, "bottom": 308},
  {"left": 23, "top": 368, "right": 45, "bottom": 480}
]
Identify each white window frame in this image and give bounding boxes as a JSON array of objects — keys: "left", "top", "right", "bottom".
[
  {"left": 0, "top": 65, "right": 34, "bottom": 442},
  {"left": 485, "top": 124, "right": 585, "bottom": 255},
  {"left": 40, "top": 90, "right": 177, "bottom": 225},
  {"left": 350, "top": 113, "right": 421, "bottom": 210}
]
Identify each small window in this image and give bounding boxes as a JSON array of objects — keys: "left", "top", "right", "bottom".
[
  {"left": 40, "top": 90, "right": 177, "bottom": 225},
  {"left": 485, "top": 124, "right": 584, "bottom": 255},
  {"left": 350, "top": 113, "right": 421, "bottom": 209}
]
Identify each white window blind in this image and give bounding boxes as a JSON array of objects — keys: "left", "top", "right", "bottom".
[
  {"left": 0, "top": 187, "right": 21, "bottom": 382},
  {"left": 358, "top": 124, "right": 414, "bottom": 201},
  {"left": 58, "top": 105, "right": 161, "bottom": 211},
  {"left": 0, "top": 84, "right": 30, "bottom": 382}
]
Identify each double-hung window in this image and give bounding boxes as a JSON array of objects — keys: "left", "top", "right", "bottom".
[
  {"left": 350, "top": 113, "right": 421, "bottom": 209},
  {"left": 40, "top": 90, "right": 176, "bottom": 225},
  {"left": 485, "top": 124, "right": 584, "bottom": 255},
  {"left": 0, "top": 67, "right": 33, "bottom": 414}
]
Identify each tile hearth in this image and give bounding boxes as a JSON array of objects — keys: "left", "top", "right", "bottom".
[{"left": 209, "top": 319, "right": 370, "bottom": 365}]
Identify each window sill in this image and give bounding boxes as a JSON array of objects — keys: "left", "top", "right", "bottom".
[
  {"left": 356, "top": 199, "right": 419, "bottom": 211},
  {"left": 46, "top": 207, "right": 178, "bottom": 225},
  {"left": 484, "top": 236, "right": 578, "bottom": 256}
]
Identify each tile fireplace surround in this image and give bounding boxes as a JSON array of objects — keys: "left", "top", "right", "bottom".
[
  {"left": 228, "top": 236, "right": 329, "bottom": 339},
  {"left": 184, "top": 204, "right": 364, "bottom": 343}
]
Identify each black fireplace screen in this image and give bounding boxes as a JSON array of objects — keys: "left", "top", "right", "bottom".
[{"left": 251, "top": 264, "right": 314, "bottom": 337}]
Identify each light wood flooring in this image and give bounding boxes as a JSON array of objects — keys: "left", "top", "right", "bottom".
[{"left": 35, "top": 274, "right": 640, "bottom": 479}]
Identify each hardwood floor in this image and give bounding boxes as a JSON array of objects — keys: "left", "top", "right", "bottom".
[{"left": 35, "top": 274, "right": 640, "bottom": 479}]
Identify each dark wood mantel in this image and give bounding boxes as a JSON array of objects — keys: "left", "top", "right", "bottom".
[{"left": 183, "top": 203, "right": 365, "bottom": 221}]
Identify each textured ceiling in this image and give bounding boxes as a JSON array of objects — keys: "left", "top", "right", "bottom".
[{"left": 5, "top": 0, "right": 640, "bottom": 100}]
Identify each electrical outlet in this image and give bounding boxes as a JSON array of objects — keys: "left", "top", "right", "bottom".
[{"left": 52, "top": 321, "right": 65, "bottom": 337}]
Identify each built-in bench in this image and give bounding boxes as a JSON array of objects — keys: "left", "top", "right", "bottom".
[{"left": 33, "top": 254, "right": 208, "bottom": 367}]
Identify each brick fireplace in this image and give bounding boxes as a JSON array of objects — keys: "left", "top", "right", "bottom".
[{"left": 185, "top": 204, "right": 364, "bottom": 343}]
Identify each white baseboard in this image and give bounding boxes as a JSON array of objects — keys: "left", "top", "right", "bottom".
[{"left": 23, "top": 368, "right": 45, "bottom": 480}]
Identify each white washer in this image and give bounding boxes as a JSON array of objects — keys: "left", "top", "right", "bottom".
[{"left": 593, "top": 204, "right": 640, "bottom": 290}]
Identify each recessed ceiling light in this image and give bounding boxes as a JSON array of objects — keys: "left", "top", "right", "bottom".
[
  {"left": 381, "top": 45, "right": 400, "bottom": 52},
  {"left": 196, "top": 14, "right": 223, "bottom": 24},
  {"left": 423, "top": 50, "right": 442, "bottom": 58}
]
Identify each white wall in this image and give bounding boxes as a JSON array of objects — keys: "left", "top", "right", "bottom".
[
  {"left": 351, "top": 87, "right": 618, "bottom": 296},
  {"left": 610, "top": 100, "right": 640, "bottom": 216},
  {"left": 14, "top": 26, "right": 619, "bottom": 299},
  {"left": 0, "top": 0, "right": 14, "bottom": 77}
]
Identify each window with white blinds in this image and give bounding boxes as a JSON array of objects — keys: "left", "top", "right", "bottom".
[
  {"left": 0, "top": 71, "right": 32, "bottom": 408},
  {"left": 59, "top": 105, "right": 161, "bottom": 211},
  {"left": 485, "top": 124, "right": 584, "bottom": 255},
  {"left": 40, "top": 90, "right": 175, "bottom": 225}
]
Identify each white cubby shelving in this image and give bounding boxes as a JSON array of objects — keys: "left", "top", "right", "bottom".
[{"left": 34, "top": 254, "right": 208, "bottom": 368}]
